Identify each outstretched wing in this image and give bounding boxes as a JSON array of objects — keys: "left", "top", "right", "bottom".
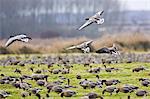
[
  {"left": 5, "top": 38, "right": 17, "bottom": 47},
  {"left": 93, "top": 10, "right": 104, "bottom": 19},
  {"left": 100, "top": 10, "right": 104, "bottom": 15},
  {"left": 84, "top": 40, "right": 93, "bottom": 45},
  {"left": 78, "top": 20, "right": 94, "bottom": 30},
  {"left": 5, "top": 34, "right": 31, "bottom": 47},
  {"left": 66, "top": 46, "right": 77, "bottom": 50},
  {"left": 76, "top": 40, "right": 93, "bottom": 48}
]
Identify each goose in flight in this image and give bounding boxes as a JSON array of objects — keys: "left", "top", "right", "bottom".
[
  {"left": 78, "top": 10, "right": 104, "bottom": 30},
  {"left": 96, "top": 44, "right": 120, "bottom": 55},
  {"left": 66, "top": 40, "right": 93, "bottom": 53},
  {"left": 5, "top": 34, "right": 32, "bottom": 47}
]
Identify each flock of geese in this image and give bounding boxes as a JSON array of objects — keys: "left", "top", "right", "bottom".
[
  {"left": 1, "top": 10, "right": 149, "bottom": 99},
  {"left": 0, "top": 54, "right": 149, "bottom": 99},
  {"left": 3, "top": 10, "right": 119, "bottom": 56}
]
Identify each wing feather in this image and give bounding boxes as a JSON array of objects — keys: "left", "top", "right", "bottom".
[
  {"left": 66, "top": 46, "right": 77, "bottom": 50},
  {"left": 5, "top": 34, "right": 31, "bottom": 47},
  {"left": 5, "top": 38, "right": 17, "bottom": 47},
  {"left": 78, "top": 20, "right": 94, "bottom": 30},
  {"left": 93, "top": 10, "right": 104, "bottom": 18}
]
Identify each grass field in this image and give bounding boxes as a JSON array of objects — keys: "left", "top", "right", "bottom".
[{"left": 0, "top": 55, "right": 150, "bottom": 99}]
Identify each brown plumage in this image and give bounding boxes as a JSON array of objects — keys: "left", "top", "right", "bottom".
[
  {"left": 36, "top": 80, "right": 46, "bottom": 86},
  {"left": 86, "top": 92, "right": 103, "bottom": 99},
  {"left": 61, "top": 68, "right": 69, "bottom": 74},
  {"left": 21, "top": 92, "right": 31, "bottom": 98},
  {"left": 102, "top": 86, "right": 117, "bottom": 95},
  {"left": 51, "top": 86, "right": 64, "bottom": 94},
  {"left": 76, "top": 74, "right": 81, "bottom": 79},
  {"left": 132, "top": 67, "right": 145, "bottom": 72},
  {"left": 136, "top": 90, "right": 148, "bottom": 96},
  {"left": 61, "top": 90, "right": 76, "bottom": 97},
  {"left": 14, "top": 69, "right": 21, "bottom": 74},
  {"left": 102, "top": 79, "right": 121, "bottom": 86}
]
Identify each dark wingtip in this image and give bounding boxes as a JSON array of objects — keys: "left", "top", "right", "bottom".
[
  {"left": 9, "top": 36, "right": 14, "bottom": 38},
  {"left": 100, "top": 10, "right": 104, "bottom": 15},
  {"left": 95, "top": 50, "right": 99, "bottom": 53},
  {"left": 27, "top": 37, "right": 32, "bottom": 40},
  {"left": 85, "top": 18, "right": 89, "bottom": 20}
]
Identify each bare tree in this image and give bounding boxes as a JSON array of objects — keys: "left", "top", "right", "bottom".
[{"left": 0, "top": 0, "right": 122, "bottom": 38}]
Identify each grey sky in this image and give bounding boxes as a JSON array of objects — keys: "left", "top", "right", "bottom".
[{"left": 119, "top": 0, "right": 150, "bottom": 10}]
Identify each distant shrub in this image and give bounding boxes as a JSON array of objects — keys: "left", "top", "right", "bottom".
[
  {"left": 0, "top": 46, "right": 12, "bottom": 54},
  {"left": 18, "top": 46, "right": 40, "bottom": 54},
  {"left": 130, "top": 41, "right": 150, "bottom": 51},
  {"left": 0, "top": 33, "right": 150, "bottom": 53},
  {"left": 116, "top": 39, "right": 150, "bottom": 51},
  {"left": 61, "top": 48, "right": 82, "bottom": 53}
]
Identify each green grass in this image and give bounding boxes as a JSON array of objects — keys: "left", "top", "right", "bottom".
[{"left": 0, "top": 55, "right": 150, "bottom": 99}]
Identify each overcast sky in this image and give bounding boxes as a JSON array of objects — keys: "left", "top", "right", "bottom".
[{"left": 119, "top": 0, "right": 150, "bottom": 11}]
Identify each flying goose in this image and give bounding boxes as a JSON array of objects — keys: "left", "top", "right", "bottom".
[
  {"left": 96, "top": 44, "right": 120, "bottom": 55},
  {"left": 66, "top": 40, "right": 93, "bottom": 53},
  {"left": 78, "top": 10, "right": 104, "bottom": 30},
  {"left": 5, "top": 34, "right": 32, "bottom": 47},
  {"left": 96, "top": 44, "right": 122, "bottom": 61}
]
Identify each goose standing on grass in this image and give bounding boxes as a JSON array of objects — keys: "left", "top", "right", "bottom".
[
  {"left": 5, "top": 34, "right": 32, "bottom": 47},
  {"left": 78, "top": 10, "right": 104, "bottom": 30},
  {"left": 66, "top": 40, "right": 93, "bottom": 53}
]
